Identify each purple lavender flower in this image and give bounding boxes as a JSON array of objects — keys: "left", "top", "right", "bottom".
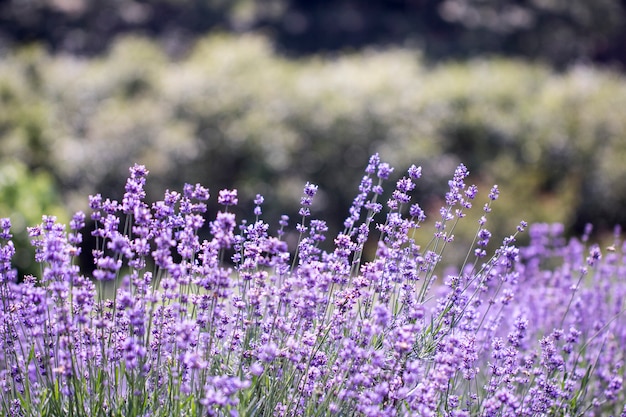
[
  {"left": 122, "top": 336, "right": 147, "bottom": 370},
  {"left": 586, "top": 244, "right": 602, "bottom": 266},
  {"left": 184, "top": 183, "right": 210, "bottom": 201},
  {"left": 253, "top": 194, "right": 264, "bottom": 216},
  {"left": 217, "top": 189, "right": 238, "bottom": 206},
  {"left": 0, "top": 218, "right": 11, "bottom": 240},
  {"left": 210, "top": 212, "right": 237, "bottom": 249},
  {"left": 409, "top": 204, "right": 426, "bottom": 222},
  {"left": 122, "top": 164, "right": 149, "bottom": 214},
  {"left": 365, "top": 153, "right": 381, "bottom": 174},
  {"left": 408, "top": 164, "right": 422, "bottom": 180},
  {"left": 1, "top": 156, "right": 625, "bottom": 417},
  {"left": 477, "top": 228, "right": 492, "bottom": 247},
  {"left": 300, "top": 182, "right": 318, "bottom": 208},
  {"left": 377, "top": 163, "right": 394, "bottom": 180},
  {"left": 488, "top": 185, "right": 500, "bottom": 201},
  {"left": 446, "top": 163, "right": 469, "bottom": 206},
  {"left": 0, "top": 219, "right": 16, "bottom": 283}
]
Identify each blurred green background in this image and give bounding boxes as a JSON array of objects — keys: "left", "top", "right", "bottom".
[{"left": 2, "top": 0, "right": 626, "bottom": 275}]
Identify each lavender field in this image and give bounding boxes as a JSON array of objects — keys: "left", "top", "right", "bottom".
[{"left": 1, "top": 155, "right": 624, "bottom": 416}]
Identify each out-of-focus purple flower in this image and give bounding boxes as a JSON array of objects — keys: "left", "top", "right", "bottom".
[
  {"left": 253, "top": 194, "right": 264, "bottom": 216},
  {"left": 183, "top": 183, "right": 210, "bottom": 201},
  {"left": 488, "top": 185, "right": 500, "bottom": 201},
  {"left": 89, "top": 193, "right": 102, "bottom": 211},
  {"left": 409, "top": 204, "right": 426, "bottom": 222},
  {"left": 391, "top": 190, "right": 411, "bottom": 205},
  {"left": 445, "top": 163, "right": 469, "bottom": 207},
  {"left": 279, "top": 215, "right": 289, "bottom": 228},
  {"left": 365, "top": 153, "right": 381, "bottom": 174},
  {"left": 200, "top": 376, "right": 250, "bottom": 410},
  {"left": 377, "top": 163, "right": 394, "bottom": 180},
  {"left": 122, "top": 164, "right": 149, "bottom": 214},
  {"left": 210, "top": 212, "right": 237, "bottom": 249},
  {"left": 300, "top": 182, "right": 318, "bottom": 208},
  {"left": 465, "top": 184, "right": 478, "bottom": 200},
  {"left": 586, "top": 245, "right": 602, "bottom": 266},
  {"left": 0, "top": 218, "right": 11, "bottom": 240},
  {"left": 372, "top": 184, "right": 384, "bottom": 195},
  {"left": 0, "top": 219, "right": 16, "bottom": 283},
  {"left": 477, "top": 229, "right": 492, "bottom": 247},
  {"left": 605, "top": 375, "right": 623, "bottom": 401},
  {"left": 257, "top": 342, "right": 279, "bottom": 363},
  {"left": 278, "top": 214, "right": 289, "bottom": 237},
  {"left": 253, "top": 194, "right": 264, "bottom": 206},
  {"left": 396, "top": 177, "right": 415, "bottom": 193},
  {"left": 68, "top": 211, "right": 85, "bottom": 247},
  {"left": 176, "top": 319, "right": 198, "bottom": 350},
  {"left": 517, "top": 220, "right": 528, "bottom": 233},
  {"left": 499, "top": 245, "right": 519, "bottom": 269},
  {"left": 122, "top": 336, "right": 147, "bottom": 370},
  {"left": 218, "top": 189, "right": 238, "bottom": 206},
  {"left": 373, "top": 305, "right": 390, "bottom": 328},
  {"left": 408, "top": 164, "right": 422, "bottom": 180},
  {"left": 93, "top": 255, "right": 122, "bottom": 281}
]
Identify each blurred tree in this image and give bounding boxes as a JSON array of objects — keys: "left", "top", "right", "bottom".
[
  {"left": 1, "top": 0, "right": 625, "bottom": 68},
  {"left": 272, "top": 0, "right": 626, "bottom": 68},
  {"left": 436, "top": 0, "right": 626, "bottom": 68},
  {"left": 0, "top": 0, "right": 240, "bottom": 56}
]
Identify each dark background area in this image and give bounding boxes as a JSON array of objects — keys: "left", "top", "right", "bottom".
[{"left": 2, "top": 0, "right": 625, "bottom": 69}]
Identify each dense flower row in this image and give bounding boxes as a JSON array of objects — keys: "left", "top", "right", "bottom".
[{"left": 0, "top": 155, "right": 625, "bottom": 416}]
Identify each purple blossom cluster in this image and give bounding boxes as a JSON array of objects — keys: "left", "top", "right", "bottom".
[{"left": 0, "top": 158, "right": 625, "bottom": 417}]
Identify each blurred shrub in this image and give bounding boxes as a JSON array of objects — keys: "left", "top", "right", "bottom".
[
  {"left": 1, "top": 34, "right": 626, "bottom": 256},
  {"left": 0, "top": 160, "right": 68, "bottom": 277},
  {"left": 0, "top": 46, "right": 56, "bottom": 171}
]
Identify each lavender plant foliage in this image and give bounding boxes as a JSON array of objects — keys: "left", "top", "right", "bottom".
[{"left": 1, "top": 158, "right": 625, "bottom": 417}]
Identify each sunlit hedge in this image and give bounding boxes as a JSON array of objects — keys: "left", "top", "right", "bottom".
[{"left": 1, "top": 34, "right": 626, "bottom": 258}]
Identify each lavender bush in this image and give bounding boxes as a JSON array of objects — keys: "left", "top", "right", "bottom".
[{"left": 1, "top": 155, "right": 625, "bottom": 417}]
